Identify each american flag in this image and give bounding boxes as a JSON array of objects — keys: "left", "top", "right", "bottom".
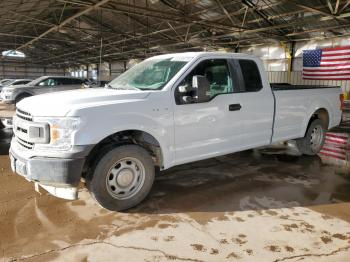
[{"left": 303, "top": 46, "right": 350, "bottom": 80}]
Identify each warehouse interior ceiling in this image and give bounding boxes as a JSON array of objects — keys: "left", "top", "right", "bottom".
[{"left": 1, "top": 0, "right": 350, "bottom": 67}]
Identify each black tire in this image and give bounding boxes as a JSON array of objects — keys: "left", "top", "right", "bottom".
[
  {"left": 296, "top": 119, "right": 326, "bottom": 155},
  {"left": 15, "top": 93, "right": 31, "bottom": 104},
  {"left": 86, "top": 145, "right": 155, "bottom": 211}
]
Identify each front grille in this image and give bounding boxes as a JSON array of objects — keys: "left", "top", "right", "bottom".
[
  {"left": 14, "top": 108, "right": 34, "bottom": 150},
  {"left": 14, "top": 108, "right": 49, "bottom": 150},
  {"left": 16, "top": 108, "right": 32, "bottom": 121}
]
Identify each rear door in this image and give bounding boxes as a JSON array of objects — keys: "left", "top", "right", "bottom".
[
  {"left": 49, "top": 78, "right": 83, "bottom": 92},
  {"left": 60, "top": 78, "right": 83, "bottom": 91},
  {"left": 234, "top": 59, "right": 275, "bottom": 148}
]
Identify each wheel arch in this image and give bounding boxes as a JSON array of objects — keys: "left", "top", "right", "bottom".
[
  {"left": 15, "top": 92, "right": 32, "bottom": 101},
  {"left": 303, "top": 108, "right": 329, "bottom": 136},
  {"left": 82, "top": 129, "right": 164, "bottom": 178}
]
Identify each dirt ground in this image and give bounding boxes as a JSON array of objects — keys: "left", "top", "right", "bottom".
[
  {"left": 1, "top": 127, "right": 350, "bottom": 262},
  {"left": 0, "top": 102, "right": 15, "bottom": 119}
]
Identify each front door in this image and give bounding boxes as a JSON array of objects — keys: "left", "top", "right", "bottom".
[
  {"left": 173, "top": 58, "right": 248, "bottom": 165},
  {"left": 33, "top": 77, "right": 59, "bottom": 95}
]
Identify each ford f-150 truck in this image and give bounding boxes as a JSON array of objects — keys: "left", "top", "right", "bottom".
[{"left": 9, "top": 52, "right": 342, "bottom": 211}]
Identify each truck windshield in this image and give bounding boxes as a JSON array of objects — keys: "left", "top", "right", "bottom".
[{"left": 108, "top": 57, "right": 188, "bottom": 91}]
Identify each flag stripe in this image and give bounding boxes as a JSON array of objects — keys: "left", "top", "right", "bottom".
[
  {"left": 319, "top": 151, "right": 346, "bottom": 160},
  {"left": 321, "top": 61, "right": 350, "bottom": 65},
  {"left": 325, "top": 138, "right": 348, "bottom": 145},
  {"left": 303, "top": 70, "right": 350, "bottom": 75},
  {"left": 323, "top": 46, "right": 350, "bottom": 51},
  {"left": 320, "top": 62, "right": 350, "bottom": 67},
  {"left": 303, "top": 77, "right": 350, "bottom": 80},
  {"left": 322, "top": 52, "right": 350, "bottom": 57},
  {"left": 322, "top": 146, "right": 346, "bottom": 154},
  {"left": 326, "top": 133, "right": 348, "bottom": 139},
  {"left": 304, "top": 66, "right": 350, "bottom": 72},
  {"left": 303, "top": 72, "right": 350, "bottom": 77},
  {"left": 321, "top": 57, "right": 350, "bottom": 62}
]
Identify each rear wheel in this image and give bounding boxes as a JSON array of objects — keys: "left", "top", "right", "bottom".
[
  {"left": 296, "top": 119, "right": 325, "bottom": 155},
  {"left": 86, "top": 145, "right": 155, "bottom": 211}
]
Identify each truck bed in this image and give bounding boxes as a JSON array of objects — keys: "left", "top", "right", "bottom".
[{"left": 270, "top": 83, "right": 342, "bottom": 144}]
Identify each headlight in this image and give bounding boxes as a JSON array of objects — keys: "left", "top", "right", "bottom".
[{"left": 34, "top": 117, "right": 81, "bottom": 151}]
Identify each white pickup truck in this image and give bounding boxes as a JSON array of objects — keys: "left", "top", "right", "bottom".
[{"left": 9, "top": 52, "right": 342, "bottom": 211}]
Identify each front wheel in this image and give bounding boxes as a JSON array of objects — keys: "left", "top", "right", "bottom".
[
  {"left": 296, "top": 119, "right": 326, "bottom": 155},
  {"left": 86, "top": 145, "right": 155, "bottom": 211}
]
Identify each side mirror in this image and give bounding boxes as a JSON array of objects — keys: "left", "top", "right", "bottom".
[
  {"left": 192, "top": 75, "right": 211, "bottom": 103},
  {"left": 176, "top": 75, "right": 211, "bottom": 104}
]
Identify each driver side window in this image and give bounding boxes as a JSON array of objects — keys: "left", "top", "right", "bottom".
[{"left": 175, "top": 59, "right": 233, "bottom": 104}]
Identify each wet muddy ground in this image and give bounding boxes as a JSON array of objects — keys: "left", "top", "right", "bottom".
[{"left": 1, "top": 127, "right": 350, "bottom": 261}]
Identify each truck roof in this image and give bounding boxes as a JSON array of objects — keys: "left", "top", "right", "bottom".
[{"left": 149, "top": 51, "right": 255, "bottom": 61}]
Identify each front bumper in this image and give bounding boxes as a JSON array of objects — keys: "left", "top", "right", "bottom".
[
  {"left": 10, "top": 148, "right": 85, "bottom": 186},
  {"left": 9, "top": 138, "right": 94, "bottom": 200}
]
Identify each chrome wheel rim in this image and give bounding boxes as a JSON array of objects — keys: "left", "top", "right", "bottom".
[
  {"left": 106, "top": 157, "right": 145, "bottom": 200},
  {"left": 310, "top": 125, "right": 324, "bottom": 152}
]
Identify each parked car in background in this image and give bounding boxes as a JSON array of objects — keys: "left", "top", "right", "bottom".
[
  {"left": 0, "top": 79, "right": 14, "bottom": 91},
  {"left": 10, "top": 52, "right": 342, "bottom": 211},
  {"left": 0, "top": 79, "right": 31, "bottom": 99},
  {"left": 0, "top": 79, "right": 32, "bottom": 92},
  {"left": 0, "top": 76, "right": 84, "bottom": 104},
  {"left": 8, "top": 79, "right": 32, "bottom": 86},
  {"left": 0, "top": 79, "right": 13, "bottom": 85}
]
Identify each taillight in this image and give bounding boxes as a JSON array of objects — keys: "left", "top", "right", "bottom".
[{"left": 340, "top": 94, "right": 344, "bottom": 110}]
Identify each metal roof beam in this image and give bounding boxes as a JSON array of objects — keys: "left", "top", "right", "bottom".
[{"left": 16, "top": 0, "right": 112, "bottom": 51}]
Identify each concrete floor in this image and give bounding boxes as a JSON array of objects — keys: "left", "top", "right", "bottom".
[{"left": 1, "top": 128, "right": 350, "bottom": 262}]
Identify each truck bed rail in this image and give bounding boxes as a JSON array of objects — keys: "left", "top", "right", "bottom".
[{"left": 271, "top": 83, "right": 340, "bottom": 91}]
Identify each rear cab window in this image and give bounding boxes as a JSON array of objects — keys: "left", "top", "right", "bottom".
[{"left": 237, "top": 59, "right": 263, "bottom": 92}]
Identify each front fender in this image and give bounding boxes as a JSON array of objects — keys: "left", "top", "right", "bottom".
[{"left": 72, "top": 108, "right": 174, "bottom": 169}]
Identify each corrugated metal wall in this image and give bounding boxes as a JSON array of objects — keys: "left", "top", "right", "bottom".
[
  {"left": 268, "top": 71, "right": 350, "bottom": 92},
  {"left": 0, "top": 60, "right": 67, "bottom": 80}
]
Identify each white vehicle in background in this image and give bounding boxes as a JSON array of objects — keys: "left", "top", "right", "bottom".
[
  {"left": 0, "top": 78, "right": 14, "bottom": 86},
  {"left": 0, "top": 79, "right": 32, "bottom": 92},
  {"left": 0, "top": 76, "right": 84, "bottom": 104},
  {"left": 0, "top": 79, "right": 14, "bottom": 92},
  {"left": 9, "top": 52, "right": 342, "bottom": 211},
  {"left": 7, "top": 79, "right": 32, "bottom": 85}
]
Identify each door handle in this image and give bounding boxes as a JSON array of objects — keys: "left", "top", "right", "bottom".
[{"left": 229, "top": 104, "right": 242, "bottom": 111}]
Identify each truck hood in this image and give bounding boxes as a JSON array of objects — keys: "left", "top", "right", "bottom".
[{"left": 17, "top": 88, "right": 151, "bottom": 117}]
